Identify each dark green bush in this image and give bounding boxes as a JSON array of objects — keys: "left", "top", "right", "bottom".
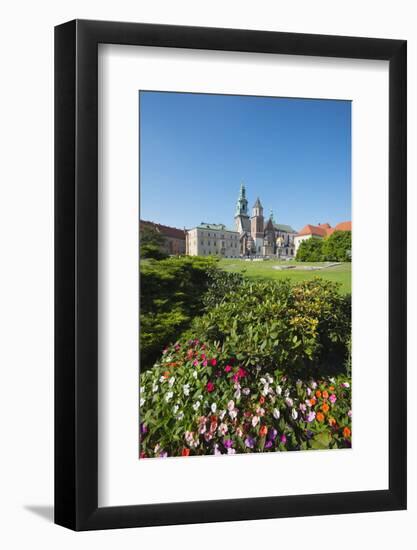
[
  {"left": 188, "top": 278, "right": 351, "bottom": 379},
  {"left": 203, "top": 268, "right": 244, "bottom": 308},
  {"left": 140, "top": 256, "right": 217, "bottom": 370},
  {"left": 322, "top": 230, "right": 352, "bottom": 262},
  {"left": 296, "top": 238, "right": 324, "bottom": 262}
]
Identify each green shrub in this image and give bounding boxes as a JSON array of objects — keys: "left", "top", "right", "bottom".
[
  {"left": 187, "top": 278, "right": 351, "bottom": 379},
  {"left": 322, "top": 230, "right": 352, "bottom": 262},
  {"left": 139, "top": 339, "right": 352, "bottom": 458},
  {"left": 140, "top": 256, "right": 217, "bottom": 370},
  {"left": 202, "top": 268, "right": 244, "bottom": 308},
  {"left": 140, "top": 225, "right": 168, "bottom": 259},
  {"left": 296, "top": 237, "right": 324, "bottom": 262}
]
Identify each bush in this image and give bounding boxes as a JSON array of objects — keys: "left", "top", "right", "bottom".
[
  {"left": 140, "top": 256, "right": 218, "bottom": 370},
  {"left": 296, "top": 238, "right": 324, "bottom": 262},
  {"left": 140, "top": 225, "right": 168, "bottom": 260},
  {"left": 202, "top": 268, "right": 244, "bottom": 308},
  {"left": 139, "top": 339, "right": 352, "bottom": 458},
  {"left": 187, "top": 278, "right": 351, "bottom": 379},
  {"left": 322, "top": 230, "right": 352, "bottom": 262}
]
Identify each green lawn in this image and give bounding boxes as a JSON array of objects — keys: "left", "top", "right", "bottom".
[{"left": 219, "top": 259, "right": 351, "bottom": 294}]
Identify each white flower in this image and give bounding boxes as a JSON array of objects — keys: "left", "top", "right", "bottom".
[
  {"left": 168, "top": 376, "right": 175, "bottom": 387},
  {"left": 261, "top": 386, "right": 269, "bottom": 397},
  {"left": 219, "top": 410, "right": 226, "bottom": 420},
  {"left": 213, "top": 444, "right": 222, "bottom": 456},
  {"left": 229, "top": 408, "right": 238, "bottom": 420},
  {"left": 192, "top": 401, "right": 201, "bottom": 411},
  {"left": 252, "top": 415, "right": 260, "bottom": 427},
  {"left": 165, "top": 391, "right": 173, "bottom": 402},
  {"left": 291, "top": 408, "right": 298, "bottom": 420},
  {"left": 227, "top": 400, "right": 235, "bottom": 411},
  {"left": 276, "top": 385, "right": 282, "bottom": 395},
  {"left": 218, "top": 423, "right": 228, "bottom": 435},
  {"left": 177, "top": 411, "right": 184, "bottom": 420},
  {"left": 284, "top": 388, "right": 290, "bottom": 398},
  {"left": 234, "top": 387, "right": 241, "bottom": 399},
  {"left": 273, "top": 408, "right": 280, "bottom": 420},
  {"left": 227, "top": 448, "right": 236, "bottom": 455},
  {"left": 140, "top": 397, "right": 146, "bottom": 407},
  {"left": 183, "top": 384, "right": 190, "bottom": 396},
  {"left": 211, "top": 403, "right": 217, "bottom": 413},
  {"left": 192, "top": 371, "right": 198, "bottom": 379},
  {"left": 329, "top": 377, "right": 335, "bottom": 384},
  {"left": 152, "top": 384, "right": 158, "bottom": 393},
  {"left": 342, "top": 382, "right": 350, "bottom": 388},
  {"left": 159, "top": 376, "right": 165, "bottom": 383},
  {"left": 285, "top": 397, "right": 293, "bottom": 407},
  {"left": 173, "top": 404, "right": 179, "bottom": 414},
  {"left": 311, "top": 381, "right": 317, "bottom": 389},
  {"left": 242, "top": 387, "right": 250, "bottom": 395},
  {"left": 266, "top": 374, "right": 273, "bottom": 384}
]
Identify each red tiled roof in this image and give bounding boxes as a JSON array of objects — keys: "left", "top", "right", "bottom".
[
  {"left": 140, "top": 220, "right": 185, "bottom": 240},
  {"left": 297, "top": 221, "right": 351, "bottom": 237},
  {"left": 334, "top": 221, "right": 352, "bottom": 232},
  {"left": 297, "top": 224, "right": 330, "bottom": 237}
]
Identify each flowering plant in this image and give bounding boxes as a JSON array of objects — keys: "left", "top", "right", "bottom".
[{"left": 139, "top": 339, "right": 352, "bottom": 458}]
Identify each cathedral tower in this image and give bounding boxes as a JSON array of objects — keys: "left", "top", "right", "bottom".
[
  {"left": 234, "top": 183, "right": 250, "bottom": 234},
  {"left": 251, "top": 197, "right": 264, "bottom": 254}
]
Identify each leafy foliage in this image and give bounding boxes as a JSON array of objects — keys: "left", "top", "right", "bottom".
[
  {"left": 188, "top": 278, "right": 351, "bottom": 379},
  {"left": 296, "top": 237, "right": 324, "bottom": 262},
  {"left": 139, "top": 339, "right": 352, "bottom": 458},
  {"left": 140, "top": 225, "right": 168, "bottom": 260},
  {"left": 322, "top": 230, "right": 352, "bottom": 262},
  {"left": 140, "top": 256, "right": 218, "bottom": 370}
]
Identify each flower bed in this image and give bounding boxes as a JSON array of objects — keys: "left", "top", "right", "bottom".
[{"left": 139, "top": 339, "right": 352, "bottom": 458}]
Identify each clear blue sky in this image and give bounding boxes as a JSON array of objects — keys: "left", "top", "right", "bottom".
[{"left": 139, "top": 91, "right": 351, "bottom": 232}]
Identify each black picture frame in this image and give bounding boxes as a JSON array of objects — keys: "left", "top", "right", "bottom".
[{"left": 55, "top": 19, "right": 407, "bottom": 531}]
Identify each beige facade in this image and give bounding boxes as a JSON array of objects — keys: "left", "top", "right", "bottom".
[{"left": 186, "top": 223, "right": 240, "bottom": 258}]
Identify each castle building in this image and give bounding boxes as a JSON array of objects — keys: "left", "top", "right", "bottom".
[
  {"left": 235, "top": 184, "right": 296, "bottom": 258},
  {"left": 186, "top": 223, "right": 240, "bottom": 258}
]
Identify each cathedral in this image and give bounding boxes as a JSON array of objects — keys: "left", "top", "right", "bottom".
[{"left": 234, "top": 184, "right": 296, "bottom": 258}]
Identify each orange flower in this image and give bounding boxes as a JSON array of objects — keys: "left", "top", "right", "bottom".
[
  {"left": 328, "top": 417, "right": 336, "bottom": 426},
  {"left": 321, "top": 402, "right": 329, "bottom": 413},
  {"left": 315, "top": 390, "right": 322, "bottom": 398},
  {"left": 181, "top": 448, "right": 190, "bottom": 456},
  {"left": 329, "top": 386, "right": 335, "bottom": 391},
  {"left": 322, "top": 390, "right": 329, "bottom": 399},
  {"left": 309, "top": 398, "right": 317, "bottom": 406},
  {"left": 163, "top": 371, "right": 170, "bottom": 378},
  {"left": 316, "top": 412, "right": 325, "bottom": 422},
  {"left": 259, "top": 425, "right": 268, "bottom": 437},
  {"left": 343, "top": 427, "right": 351, "bottom": 438},
  {"left": 259, "top": 396, "right": 265, "bottom": 405}
]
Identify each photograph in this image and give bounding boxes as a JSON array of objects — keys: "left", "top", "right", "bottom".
[{"left": 139, "top": 91, "right": 352, "bottom": 459}]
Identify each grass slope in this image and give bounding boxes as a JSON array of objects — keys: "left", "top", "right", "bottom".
[{"left": 219, "top": 259, "right": 351, "bottom": 294}]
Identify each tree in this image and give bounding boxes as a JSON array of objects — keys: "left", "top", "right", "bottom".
[
  {"left": 322, "top": 231, "right": 351, "bottom": 262},
  {"left": 140, "top": 225, "right": 168, "bottom": 260},
  {"left": 296, "top": 237, "right": 324, "bottom": 262}
]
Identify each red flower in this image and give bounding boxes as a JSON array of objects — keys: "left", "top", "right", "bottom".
[
  {"left": 259, "top": 396, "right": 265, "bottom": 404},
  {"left": 181, "top": 448, "right": 190, "bottom": 456},
  {"left": 225, "top": 365, "right": 232, "bottom": 373},
  {"left": 211, "top": 358, "right": 217, "bottom": 366},
  {"left": 139, "top": 451, "right": 147, "bottom": 459},
  {"left": 238, "top": 367, "right": 247, "bottom": 378},
  {"left": 206, "top": 381, "right": 215, "bottom": 393},
  {"left": 259, "top": 425, "right": 268, "bottom": 437}
]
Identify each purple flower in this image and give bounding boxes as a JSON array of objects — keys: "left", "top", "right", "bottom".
[
  {"left": 306, "top": 430, "right": 314, "bottom": 439},
  {"left": 306, "top": 411, "right": 316, "bottom": 423},
  {"left": 245, "top": 436, "right": 255, "bottom": 449},
  {"left": 140, "top": 423, "right": 148, "bottom": 434},
  {"left": 223, "top": 438, "right": 233, "bottom": 449},
  {"left": 268, "top": 428, "right": 278, "bottom": 440},
  {"left": 280, "top": 434, "right": 287, "bottom": 444},
  {"left": 159, "top": 451, "right": 168, "bottom": 458},
  {"left": 265, "top": 440, "right": 273, "bottom": 449}
]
